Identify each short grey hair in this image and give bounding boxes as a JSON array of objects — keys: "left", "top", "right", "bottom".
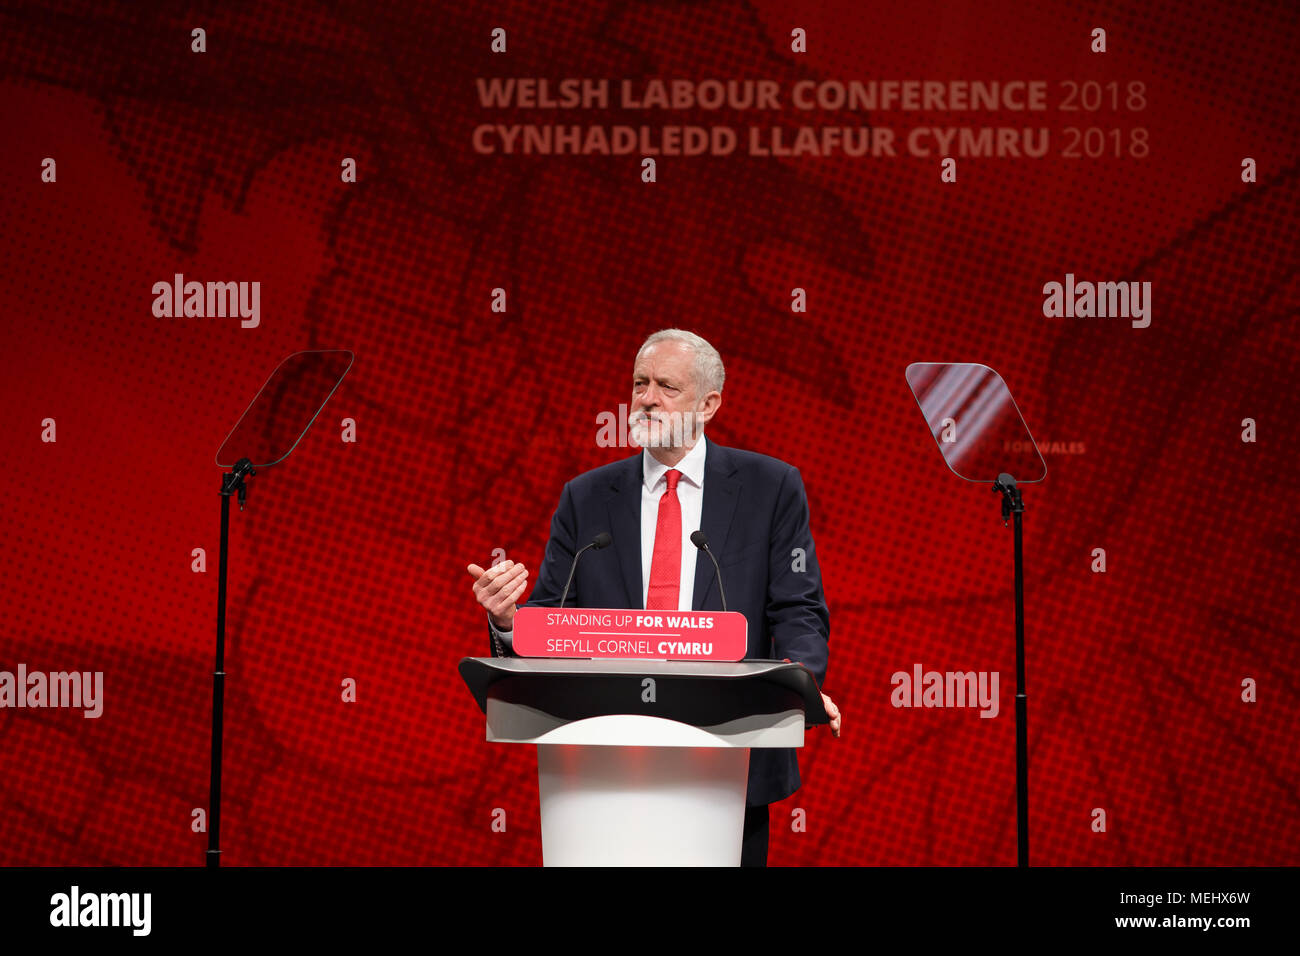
[{"left": 637, "top": 329, "right": 725, "bottom": 394}]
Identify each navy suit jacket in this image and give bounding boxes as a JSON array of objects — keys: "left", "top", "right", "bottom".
[{"left": 491, "top": 438, "right": 830, "bottom": 806}]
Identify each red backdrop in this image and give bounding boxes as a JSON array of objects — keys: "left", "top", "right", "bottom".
[{"left": 1, "top": 0, "right": 1297, "bottom": 866}]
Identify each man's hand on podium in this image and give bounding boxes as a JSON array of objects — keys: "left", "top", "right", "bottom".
[
  {"left": 467, "top": 559, "right": 529, "bottom": 630},
  {"left": 821, "top": 693, "right": 841, "bottom": 738}
]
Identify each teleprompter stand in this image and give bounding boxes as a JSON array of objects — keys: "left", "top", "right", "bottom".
[
  {"left": 994, "top": 472, "right": 1030, "bottom": 868},
  {"left": 906, "top": 362, "right": 1047, "bottom": 868},
  {"left": 206, "top": 350, "right": 353, "bottom": 867}
]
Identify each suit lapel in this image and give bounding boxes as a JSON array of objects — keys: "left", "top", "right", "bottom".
[
  {"left": 692, "top": 440, "right": 741, "bottom": 610},
  {"left": 605, "top": 454, "right": 644, "bottom": 609}
]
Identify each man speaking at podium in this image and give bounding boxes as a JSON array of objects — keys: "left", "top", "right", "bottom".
[{"left": 467, "top": 329, "right": 839, "bottom": 866}]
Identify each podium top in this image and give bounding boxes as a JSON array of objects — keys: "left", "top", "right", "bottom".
[{"left": 458, "top": 657, "right": 829, "bottom": 727}]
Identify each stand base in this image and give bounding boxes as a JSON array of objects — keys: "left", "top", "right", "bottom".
[{"left": 537, "top": 742, "right": 750, "bottom": 866}]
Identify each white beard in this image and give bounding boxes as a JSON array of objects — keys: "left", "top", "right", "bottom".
[{"left": 628, "top": 410, "right": 698, "bottom": 449}]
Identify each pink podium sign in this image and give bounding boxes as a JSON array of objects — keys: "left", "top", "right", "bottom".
[{"left": 511, "top": 607, "right": 748, "bottom": 661}]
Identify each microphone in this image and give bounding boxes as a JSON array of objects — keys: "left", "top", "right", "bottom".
[
  {"left": 560, "top": 532, "right": 612, "bottom": 609},
  {"left": 690, "top": 531, "right": 728, "bottom": 612}
]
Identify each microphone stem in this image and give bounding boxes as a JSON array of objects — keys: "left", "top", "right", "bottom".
[
  {"left": 704, "top": 545, "right": 728, "bottom": 612},
  {"left": 560, "top": 542, "right": 595, "bottom": 609}
]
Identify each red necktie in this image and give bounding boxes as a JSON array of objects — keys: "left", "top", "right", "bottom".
[{"left": 646, "top": 469, "right": 682, "bottom": 610}]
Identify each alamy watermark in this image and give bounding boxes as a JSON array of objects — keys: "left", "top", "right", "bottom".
[
  {"left": 50, "top": 886, "right": 150, "bottom": 936},
  {"left": 891, "top": 663, "right": 999, "bottom": 718},
  {"left": 1042, "top": 273, "right": 1151, "bottom": 328},
  {"left": 0, "top": 664, "right": 103, "bottom": 718},
  {"left": 152, "top": 273, "right": 260, "bottom": 328},
  {"left": 595, "top": 404, "right": 706, "bottom": 448}
]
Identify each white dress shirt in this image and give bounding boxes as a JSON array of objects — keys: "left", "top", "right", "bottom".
[
  {"left": 490, "top": 436, "right": 710, "bottom": 649},
  {"left": 640, "top": 435, "right": 706, "bottom": 611}
]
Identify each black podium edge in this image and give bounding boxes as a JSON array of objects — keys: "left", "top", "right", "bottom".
[{"left": 457, "top": 656, "right": 829, "bottom": 726}]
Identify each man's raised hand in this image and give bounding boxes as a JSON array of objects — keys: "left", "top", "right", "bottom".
[{"left": 467, "top": 560, "right": 529, "bottom": 630}]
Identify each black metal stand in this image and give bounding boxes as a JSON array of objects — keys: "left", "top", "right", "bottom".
[
  {"left": 208, "top": 457, "right": 255, "bottom": 868},
  {"left": 993, "top": 472, "right": 1029, "bottom": 868}
]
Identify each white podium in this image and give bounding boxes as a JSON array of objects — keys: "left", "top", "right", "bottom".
[{"left": 459, "top": 658, "right": 826, "bottom": 866}]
